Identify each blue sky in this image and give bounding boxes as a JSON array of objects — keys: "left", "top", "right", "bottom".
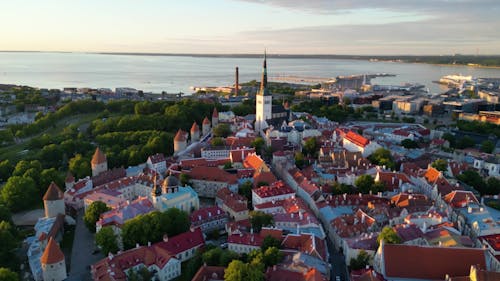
[{"left": 0, "top": 0, "right": 499, "bottom": 54}]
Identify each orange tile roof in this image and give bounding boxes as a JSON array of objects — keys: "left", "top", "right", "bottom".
[
  {"left": 43, "top": 182, "right": 64, "bottom": 201},
  {"left": 443, "top": 190, "right": 479, "bottom": 208},
  {"left": 202, "top": 117, "right": 211, "bottom": 125},
  {"left": 345, "top": 131, "right": 370, "bottom": 148},
  {"left": 192, "top": 265, "right": 225, "bottom": 281},
  {"left": 424, "top": 166, "right": 441, "bottom": 183},
  {"left": 174, "top": 129, "right": 188, "bottom": 141},
  {"left": 91, "top": 147, "right": 107, "bottom": 165},
  {"left": 382, "top": 244, "right": 487, "bottom": 280},
  {"left": 187, "top": 166, "right": 238, "bottom": 184},
  {"left": 40, "top": 237, "right": 64, "bottom": 264}
]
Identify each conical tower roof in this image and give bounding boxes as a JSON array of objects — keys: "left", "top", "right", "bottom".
[
  {"left": 43, "top": 182, "right": 64, "bottom": 201},
  {"left": 174, "top": 129, "right": 187, "bottom": 142},
  {"left": 203, "top": 117, "right": 211, "bottom": 125},
  {"left": 212, "top": 108, "right": 218, "bottom": 118},
  {"left": 41, "top": 237, "right": 64, "bottom": 264},
  {"left": 91, "top": 147, "right": 107, "bottom": 165},
  {"left": 190, "top": 122, "right": 199, "bottom": 133},
  {"left": 65, "top": 172, "right": 74, "bottom": 183}
]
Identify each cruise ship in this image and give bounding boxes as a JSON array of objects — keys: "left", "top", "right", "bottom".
[{"left": 439, "top": 74, "right": 473, "bottom": 87}]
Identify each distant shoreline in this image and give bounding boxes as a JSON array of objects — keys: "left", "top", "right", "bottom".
[{"left": 2, "top": 51, "right": 500, "bottom": 69}]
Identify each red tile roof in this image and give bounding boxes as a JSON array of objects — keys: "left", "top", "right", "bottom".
[
  {"left": 203, "top": 117, "right": 211, "bottom": 125},
  {"left": 190, "top": 206, "right": 226, "bottom": 225},
  {"left": 43, "top": 182, "right": 64, "bottom": 201},
  {"left": 253, "top": 181, "right": 294, "bottom": 199},
  {"left": 228, "top": 232, "right": 264, "bottom": 247},
  {"left": 65, "top": 172, "right": 74, "bottom": 183},
  {"left": 244, "top": 153, "right": 269, "bottom": 172},
  {"left": 266, "top": 266, "right": 327, "bottom": 281},
  {"left": 154, "top": 228, "right": 204, "bottom": 256},
  {"left": 443, "top": 190, "right": 479, "bottom": 208},
  {"left": 382, "top": 244, "right": 487, "bottom": 280},
  {"left": 212, "top": 107, "right": 218, "bottom": 118},
  {"left": 253, "top": 171, "right": 278, "bottom": 187},
  {"left": 260, "top": 227, "right": 283, "bottom": 241},
  {"left": 216, "top": 187, "right": 248, "bottom": 212},
  {"left": 376, "top": 172, "right": 411, "bottom": 191},
  {"left": 281, "top": 233, "right": 327, "bottom": 261},
  {"left": 186, "top": 166, "right": 238, "bottom": 184},
  {"left": 345, "top": 131, "right": 370, "bottom": 148},
  {"left": 40, "top": 237, "right": 64, "bottom": 264},
  {"left": 92, "top": 245, "right": 173, "bottom": 281},
  {"left": 230, "top": 147, "right": 255, "bottom": 163},
  {"left": 91, "top": 147, "right": 107, "bottom": 165},
  {"left": 192, "top": 265, "right": 225, "bottom": 281}
]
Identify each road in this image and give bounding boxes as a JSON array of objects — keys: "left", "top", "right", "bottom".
[
  {"left": 328, "top": 239, "right": 349, "bottom": 281},
  {"left": 67, "top": 212, "right": 104, "bottom": 281}
]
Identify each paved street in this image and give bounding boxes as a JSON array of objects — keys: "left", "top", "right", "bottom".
[
  {"left": 328, "top": 239, "right": 349, "bottom": 281},
  {"left": 67, "top": 212, "right": 104, "bottom": 281}
]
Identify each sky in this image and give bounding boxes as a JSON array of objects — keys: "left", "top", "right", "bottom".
[{"left": 0, "top": 0, "right": 499, "bottom": 55}]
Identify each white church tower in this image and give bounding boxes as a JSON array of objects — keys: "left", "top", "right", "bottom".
[{"left": 255, "top": 51, "right": 272, "bottom": 135}]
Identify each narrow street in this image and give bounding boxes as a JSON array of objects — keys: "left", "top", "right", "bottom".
[{"left": 67, "top": 212, "right": 104, "bottom": 281}]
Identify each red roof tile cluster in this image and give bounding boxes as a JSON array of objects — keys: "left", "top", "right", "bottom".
[
  {"left": 381, "top": 244, "right": 487, "bottom": 280},
  {"left": 225, "top": 136, "right": 254, "bottom": 148},
  {"left": 344, "top": 131, "right": 370, "bottom": 148},
  {"left": 40, "top": 237, "right": 65, "bottom": 264},
  {"left": 281, "top": 233, "right": 327, "bottom": 261},
  {"left": 443, "top": 190, "right": 479, "bottom": 208},
  {"left": 244, "top": 153, "right": 269, "bottom": 172},
  {"left": 253, "top": 171, "right": 278, "bottom": 187},
  {"left": 92, "top": 167, "right": 127, "bottom": 187},
  {"left": 393, "top": 224, "right": 424, "bottom": 242},
  {"left": 350, "top": 268, "right": 385, "bottom": 281},
  {"left": 393, "top": 129, "right": 411, "bottom": 137},
  {"left": 228, "top": 232, "right": 264, "bottom": 247},
  {"left": 449, "top": 161, "right": 469, "bottom": 177},
  {"left": 376, "top": 172, "right": 411, "bottom": 191},
  {"left": 331, "top": 209, "right": 376, "bottom": 238},
  {"left": 216, "top": 187, "right": 248, "bottom": 212},
  {"left": 186, "top": 166, "right": 238, "bottom": 184},
  {"left": 190, "top": 206, "right": 227, "bottom": 226},
  {"left": 229, "top": 147, "right": 255, "bottom": 163},
  {"left": 154, "top": 228, "right": 204, "bottom": 256},
  {"left": 91, "top": 147, "right": 107, "bottom": 165},
  {"left": 260, "top": 227, "right": 284, "bottom": 241},
  {"left": 390, "top": 193, "right": 432, "bottom": 208},
  {"left": 43, "top": 182, "right": 64, "bottom": 201},
  {"left": 192, "top": 265, "right": 225, "bottom": 281},
  {"left": 265, "top": 266, "right": 327, "bottom": 281},
  {"left": 253, "top": 181, "right": 294, "bottom": 199},
  {"left": 92, "top": 245, "right": 173, "bottom": 281}
]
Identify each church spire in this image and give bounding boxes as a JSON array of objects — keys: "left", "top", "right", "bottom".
[{"left": 259, "top": 50, "right": 270, "bottom": 96}]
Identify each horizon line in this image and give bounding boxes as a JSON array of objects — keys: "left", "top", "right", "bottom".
[{"left": 1, "top": 50, "right": 500, "bottom": 57}]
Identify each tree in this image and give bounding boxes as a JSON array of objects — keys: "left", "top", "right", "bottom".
[
  {"left": 294, "top": 152, "right": 305, "bottom": 169},
  {"left": 223, "top": 162, "right": 233, "bottom": 170},
  {"left": 126, "top": 267, "right": 153, "bottom": 281},
  {"left": 0, "top": 204, "right": 12, "bottom": 224},
  {"left": 211, "top": 137, "right": 225, "bottom": 146},
  {"left": 368, "top": 148, "right": 395, "bottom": 170},
  {"left": 262, "top": 247, "right": 283, "bottom": 267},
  {"left": 0, "top": 221, "right": 19, "bottom": 270},
  {"left": 481, "top": 140, "right": 495, "bottom": 153},
  {"left": 457, "top": 170, "right": 488, "bottom": 194},
  {"left": 431, "top": 159, "right": 448, "bottom": 172},
  {"left": 487, "top": 177, "right": 500, "bottom": 195},
  {"left": 249, "top": 211, "right": 273, "bottom": 232},
  {"left": 331, "top": 182, "right": 353, "bottom": 195},
  {"left": 251, "top": 137, "right": 265, "bottom": 153},
  {"left": 213, "top": 124, "right": 232, "bottom": 138},
  {"left": 401, "top": 139, "right": 418, "bottom": 149},
  {"left": 84, "top": 201, "right": 111, "bottom": 233},
  {"left": 96, "top": 227, "right": 119, "bottom": 255},
  {"left": 0, "top": 268, "right": 19, "bottom": 281},
  {"left": 39, "top": 168, "right": 63, "bottom": 197},
  {"left": 349, "top": 250, "right": 371, "bottom": 270},
  {"left": 224, "top": 260, "right": 264, "bottom": 281},
  {"left": 179, "top": 173, "right": 191, "bottom": 186},
  {"left": 261, "top": 235, "right": 281, "bottom": 252},
  {"left": 1, "top": 176, "right": 38, "bottom": 212},
  {"left": 303, "top": 137, "right": 318, "bottom": 157},
  {"left": 121, "top": 208, "right": 190, "bottom": 250},
  {"left": 442, "top": 132, "right": 456, "bottom": 148},
  {"left": 355, "top": 175, "right": 375, "bottom": 194},
  {"left": 69, "top": 154, "right": 91, "bottom": 179},
  {"left": 0, "top": 160, "right": 14, "bottom": 182},
  {"left": 377, "top": 226, "right": 402, "bottom": 245}
]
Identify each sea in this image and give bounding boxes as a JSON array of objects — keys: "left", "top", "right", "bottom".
[{"left": 2, "top": 52, "right": 500, "bottom": 94}]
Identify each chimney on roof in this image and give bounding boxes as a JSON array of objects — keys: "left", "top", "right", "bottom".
[
  {"left": 136, "top": 243, "right": 140, "bottom": 248},
  {"left": 163, "top": 234, "right": 168, "bottom": 242},
  {"left": 148, "top": 241, "right": 151, "bottom": 247},
  {"left": 108, "top": 252, "right": 114, "bottom": 260}
]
